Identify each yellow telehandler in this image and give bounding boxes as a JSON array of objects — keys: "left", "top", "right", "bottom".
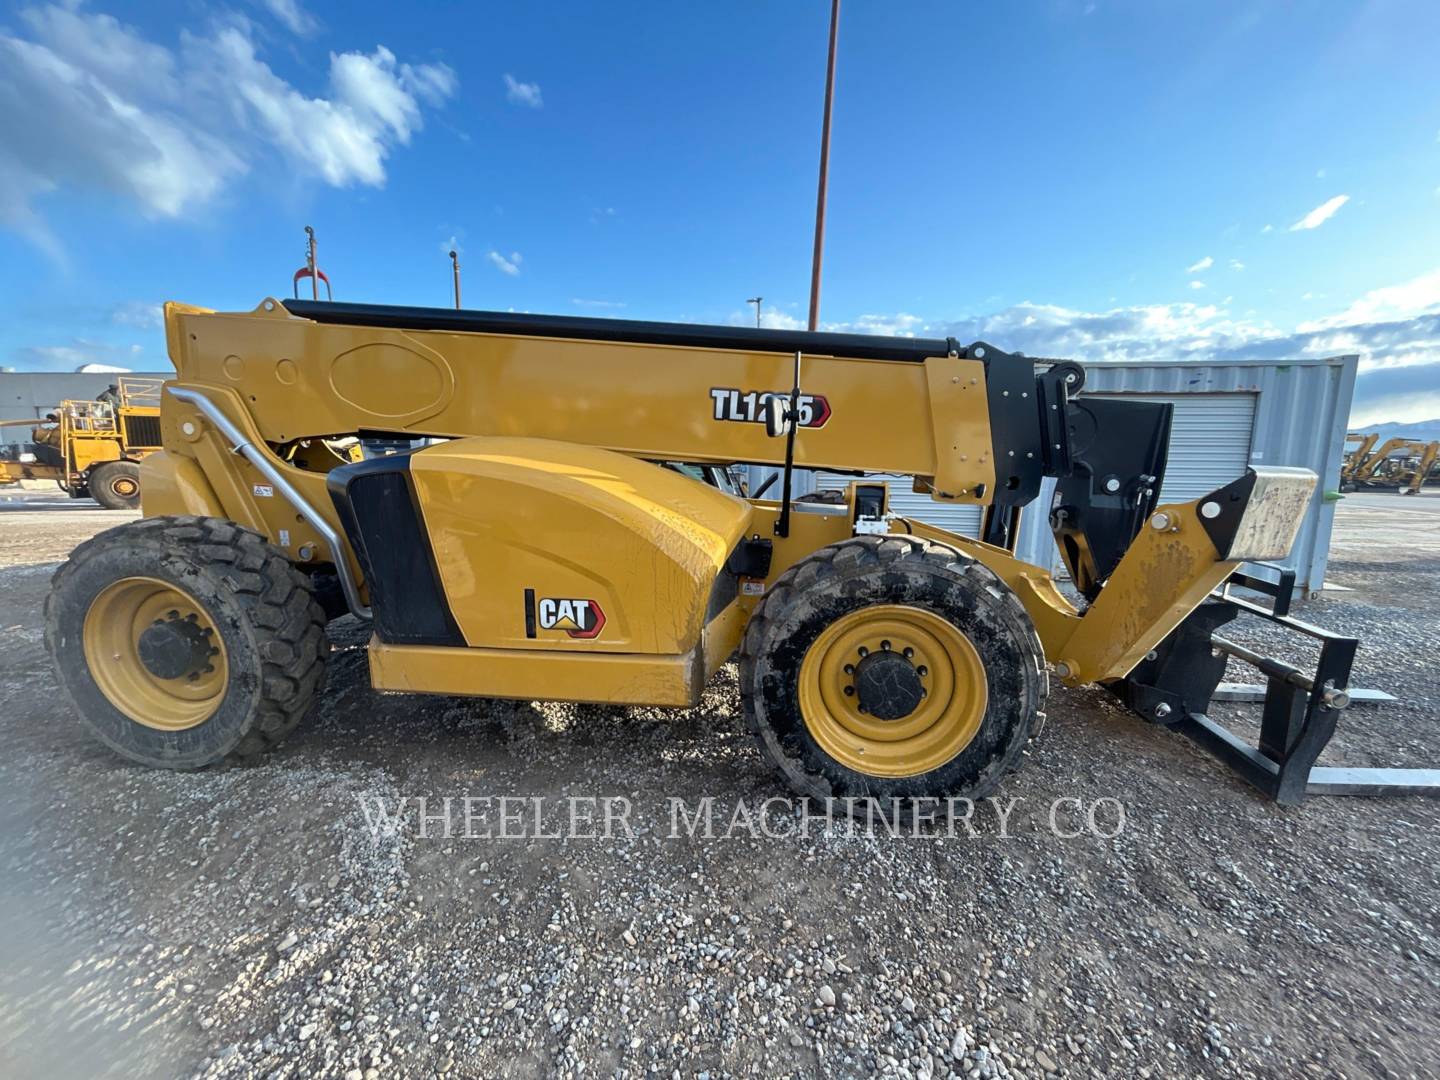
[{"left": 42, "top": 299, "right": 1435, "bottom": 808}]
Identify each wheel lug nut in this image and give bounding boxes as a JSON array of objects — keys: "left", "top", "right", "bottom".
[
  {"left": 843, "top": 686, "right": 855, "bottom": 696},
  {"left": 920, "top": 688, "right": 928, "bottom": 698},
  {"left": 880, "top": 639, "right": 891, "bottom": 651},
  {"left": 903, "top": 647, "right": 914, "bottom": 659},
  {"left": 857, "top": 646, "right": 868, "bottom": 658},
  {"left": 843, "top": 663, "right": 855, "bottom": 675},
  {"left": 203, "top": 664, "right": 215, "bottom": 674},
  {"left": 917, "top": 665, "right": 928, "bottom": 677}
]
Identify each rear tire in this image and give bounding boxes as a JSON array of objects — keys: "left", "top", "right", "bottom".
[
  {"left": 89, "top": 460, "right": 142, "bottom": 509},
  {"left": 740, "top": 535, "right": 1046, "bottom": 816},
  {"left": 45, "top": 516, "right": 328, "bottom": 768}
]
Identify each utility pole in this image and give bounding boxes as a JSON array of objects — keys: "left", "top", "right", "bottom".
[
  {"left": 807, "top": 0, "right": 840, "bottom": 331},
  {"left": 450, "top": 250, "right": 462, "bottom": 309},
  {"left": 747, "top": 296, "right": 763, "bottom": 328}
]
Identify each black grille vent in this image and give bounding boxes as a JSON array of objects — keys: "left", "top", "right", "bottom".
[{"left": 123, "top": 414, "right": 163, "bottom": 448}]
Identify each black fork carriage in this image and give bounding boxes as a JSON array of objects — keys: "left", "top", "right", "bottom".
[{"left": 1115, "top": 564, "right": 1440, "bottom": 805}]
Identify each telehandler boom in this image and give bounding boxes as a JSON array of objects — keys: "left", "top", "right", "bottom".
[{"left": 43, "top": 298, "right": 1436, "bottom": 809}]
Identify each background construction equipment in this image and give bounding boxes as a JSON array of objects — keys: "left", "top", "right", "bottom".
[
  {"left": 1342, "top": 432, "right": 1440, "bottom": 495},
  {"left": 0, "top": 376, "right": 163, "bottom": 507}
]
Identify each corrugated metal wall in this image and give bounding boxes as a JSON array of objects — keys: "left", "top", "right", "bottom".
[
  {"left": 1012, "top": 355, "right": 1359, "bottom": 595},
  {"left": 1120, "top": 393, "right": 1257, "bottom": 501}
]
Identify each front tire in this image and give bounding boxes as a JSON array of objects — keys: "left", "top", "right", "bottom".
[
  {"left": 740, "top": 535, "right": 1046, "bottom": 814},
  {"left": 89, "top": 460, "right": 141, "bottom": 509},
  {"left": 45, "top": 516, "right": 328, "bottom": 768}
]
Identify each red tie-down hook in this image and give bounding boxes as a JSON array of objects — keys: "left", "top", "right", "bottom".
[{"left": 292, "top": 225, "right": 333, "bottom": 300}]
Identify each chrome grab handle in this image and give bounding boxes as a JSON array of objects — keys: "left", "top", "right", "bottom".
[{"left": 166, "top": 386, "right": 372, "bottom": 620}]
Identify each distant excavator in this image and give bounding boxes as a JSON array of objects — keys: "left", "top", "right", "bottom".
[{"left": 1341, "top": 432, "right": 1440, "bottom": 495}]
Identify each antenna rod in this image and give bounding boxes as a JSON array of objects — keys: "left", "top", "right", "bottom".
[
  {"left": 806, "top": 0, "right": 840, "bottom": 332},
  {"left": 450, "top": 250, "right": 462, "bottom": 309},
  {"left": 775, "top": 350, "right": 804, "bottom": 540},
  {"left": 747, "top": 296, "right": 763, "bottom": 328}
]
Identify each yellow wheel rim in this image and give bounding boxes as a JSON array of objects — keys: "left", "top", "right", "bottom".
[
  {"left": 109, "top": 474, "right": 139, "bottom": 498},
  {"left": 82, "top": 577, "right": 228, "bottom": 731},
  {"left": 798, "top": 605, "right": 988, "bottom": 778}
]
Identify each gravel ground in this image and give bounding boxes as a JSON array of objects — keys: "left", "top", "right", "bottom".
[{"left": 2, "top": 489, "right": 1438, "bottom": 1079}]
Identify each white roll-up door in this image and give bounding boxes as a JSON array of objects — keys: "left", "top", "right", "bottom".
[
  {"left": 814, "top": 472, "right": 984, "bottom": 536},
  {"left": 1091, "top": 392, "right": 1257, "bottom": 502}
]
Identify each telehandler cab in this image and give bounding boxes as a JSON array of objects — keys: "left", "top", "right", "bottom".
[{"left": 43, "top": 298, "right": 1434, "bottom": 808}]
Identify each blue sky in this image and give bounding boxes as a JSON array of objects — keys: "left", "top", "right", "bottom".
[{"left": 2, "top": 0, "right": 1438, "bottom": 423}]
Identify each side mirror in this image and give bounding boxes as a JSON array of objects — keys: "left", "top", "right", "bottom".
[{"left": 764, "top": 396, "right": 792, "bottom": 438}]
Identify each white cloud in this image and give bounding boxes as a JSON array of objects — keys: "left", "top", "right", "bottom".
[
  {"left": 20, "top": 4, "right": 180, "bottom": 96},
  {"left": 1188, "top": 280, "right": 1206, "bottom": 290},
  {"left": 503, "top": 73, "right": 542, "bottom": 108},
  {"left": 1261, "top": 224, "right": 1274, "bottom": 233},
  {"left": 0, "top": 24, "right": 241, "bottom": 246},
  {"left": 16, "top": 338, "right": 150, "bottom": 371},
  {"left": 487, "top": 250, "right": 522, "bottom": 276},
  {"left": 1229, "top": 259, "right": 1245, "bottom": 271},
  {"left": 201, "top": 32, "right": 455, "bottom": 187},
  {"left": 0, "top": 6, "right": 456, "bottom": 250},
  {"left": 1315, "top": 167, "right": 1326, "bottom": 179},
  {"left": 256, "top": 0, "right": 319, "bottom": 36},
  {"left": 1297, "top": 267, "right": 1440, "bottom": 333},
  {"left": 111, "top": 300, "right": 164, "bottom": 329},
  {"left": 1186, "top": 256, "right": 1213, "bottom": 273},
  {"left": 754, "top": 310, "right": 805, "bottom": 330},
  {"left": 571, "top": 298, "right": 626, "bottom": 309},
  {"left": 1290, "top": 194, "right": 1349, "bottom": 231},
  {"left": 440, "top": 235, "right": 461, "bottom": 256},
  {"left": 708, "top": 270, "right": 1440, "bottom": 412}
]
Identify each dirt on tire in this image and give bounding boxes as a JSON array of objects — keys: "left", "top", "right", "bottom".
[
  {"left": 44, "top": 514, "right": 329, "bottom": 768},
  {"left": 740, "top": 534, "right": 1047, "bottom": 813}
]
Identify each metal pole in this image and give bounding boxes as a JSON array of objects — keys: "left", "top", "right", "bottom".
[
  {"left": 450, "top": 250, "right": 462, "bottom": 309},
  {"left": 747, "top": 296, "right": 763, "bottom": 327},
  {"left": 305, "top": 226, "right": 318, "bottom": 301},
  {"left": 807, "top": 0, "right": 840, "bottom": 332}
]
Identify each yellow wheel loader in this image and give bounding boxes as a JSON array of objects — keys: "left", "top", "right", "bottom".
[{"left": 43, "top": 299, "right": 1437, "bottom": 807}]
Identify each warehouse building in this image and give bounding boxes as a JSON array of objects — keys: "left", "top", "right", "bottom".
[
  {"left": 0, "top": 371, "right": 170, "bottom": 422},
  {"left": 757, "top": 353, "right": 1359, "bottom": 599}
]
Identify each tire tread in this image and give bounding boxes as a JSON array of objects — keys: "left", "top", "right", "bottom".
[{"left": 45, "top": 515, "right": 328, "bottom": 765}]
